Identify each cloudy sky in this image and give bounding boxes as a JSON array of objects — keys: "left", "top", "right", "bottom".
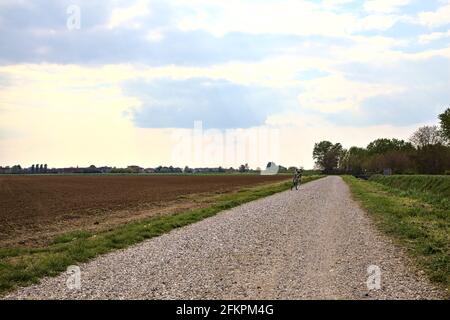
[{"left": 0, "top": 0, "right": 449, "bottom": 169}]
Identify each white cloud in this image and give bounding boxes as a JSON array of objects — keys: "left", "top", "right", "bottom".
[
  {"left": 297, "top": 75, "right": 404, "bottom": 112},
  {"left": 418, "top": 2, "right": 450, "bottom": 28},
  {"left": 0, "top": 68, "right": 142, "bottom": 167},
  {"left": 419, "top": 30, "right": 450, "bottom": 44},
  {"left": 172, "top": 0, "right": 417, "bottom": 38},
  {"left": 266, "top": 112, "right": 422, "bottom": 168},
  {"left": 354, "top": 14, "right": 404, "bottom": 31},
  {"left": 177, "top": 1, "right": 351, "bottom": 37},
  {"left": 321, "top": 0, "right": 357, "bottom": 9},
  {"left": 1, "top": 0, "right": 450, "bottom": 168},
  {"left": 146, "top": 29, "right": 165, "bottom": 42},
  {"left": 364, "top": 0, "right": 412, "bottom": 14},
  {"left": 108, "top": 0, "right": 151, "bottom": 29}
]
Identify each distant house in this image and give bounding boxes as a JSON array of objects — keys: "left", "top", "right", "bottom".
[
  {"left": 144, "top": 168, "right": 156, "bottom": 173},
  {"left": 0, "top": 166, "right": 10, "bottom": 174},
  {"left": 98, "top": 166, "right": 113, "bottom": 173}
]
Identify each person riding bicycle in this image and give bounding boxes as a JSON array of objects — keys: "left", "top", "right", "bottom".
[{"left": 291, "top": 168, "right": 303, "bottom": 191}]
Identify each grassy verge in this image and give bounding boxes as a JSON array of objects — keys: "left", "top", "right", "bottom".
[
  {"left": 343, "top": 175, "right": 449, "bottom": 294},
  {"left": 369, "top": 175, "right": 450, "bottom": 210},
  {"left": 0, "top": 175, "right": 323, "bottom": 295}
]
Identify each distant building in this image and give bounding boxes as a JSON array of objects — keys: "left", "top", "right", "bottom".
[
  {"left": 0, "top": 166, "right": 10, "bottom": 174},
  {"left": 98, "top": 166, "right": 113, "bottom": 173}
]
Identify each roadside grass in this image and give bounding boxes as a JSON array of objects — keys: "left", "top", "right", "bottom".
[
  {"left": 343, "top": 176, "right": 449, "bottom": 294},
  {"left": 0, "top": 175, "right": 323, "bottom": 295},
  {"left": 369, "top": 175, "right": 450, "bottom": 210}
]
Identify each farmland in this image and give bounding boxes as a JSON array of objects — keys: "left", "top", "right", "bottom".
[
  {"left": 0, "top": 174, "right": 290, "bottom": 247},
  {"left": 0, "top": 175, "right": 325, "bottom": 294}
]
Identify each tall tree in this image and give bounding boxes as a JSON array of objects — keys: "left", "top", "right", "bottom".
[
  {"left": 313, "top": 141, "right": 343, "bottom": 173},
  {"left": 342, "top": 147, "right": 369, "bottom": 174},
  {"left": 438, "top": 108, "right": 450, "bottom": 143},
  {"left": 409, "top": 125, "right": 445, "bottom": 148}
]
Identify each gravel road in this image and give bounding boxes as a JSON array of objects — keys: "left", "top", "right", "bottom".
[{"left": 4, "top": 176, "right": 444, "bottom": 299}]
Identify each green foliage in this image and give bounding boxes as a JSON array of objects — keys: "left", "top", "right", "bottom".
[
  {"left": 322, "top": 109, "right": 450, "bottom": 175},
  {"left": 326, "top": 135, "right": 450, "bottom": 175},
  {"left": 439, "top": 108, "right": 450, "bottom": 143},
  {"left": 367, "top": 138, "right": 414, "bottom": 155},
  {"left": 344, "top": 176, "right": 450, "bottom": 294},
  {"left": 313, "top": 141, "right": 344, "bottom": 173}
]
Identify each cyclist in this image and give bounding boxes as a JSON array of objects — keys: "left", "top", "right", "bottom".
[{"left": 291, "top": 168, "right": 302, "bottom": 191}]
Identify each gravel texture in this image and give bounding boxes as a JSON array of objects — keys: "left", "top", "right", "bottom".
[{"left": 4, "top": 176, "right": 444, "bottom": 300}]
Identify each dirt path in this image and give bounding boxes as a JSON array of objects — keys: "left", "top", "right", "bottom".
[{"left": 4, "top": 176, "right": 443, "bottom": 299}]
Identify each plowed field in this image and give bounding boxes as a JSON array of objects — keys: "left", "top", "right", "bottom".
[{"left": 0, "top": 175, "right": 289, "bottom": 246}]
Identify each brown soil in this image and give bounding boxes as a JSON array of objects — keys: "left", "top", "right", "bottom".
[{"left": 0, "top": 175, "right": 289, "bottom": 247}]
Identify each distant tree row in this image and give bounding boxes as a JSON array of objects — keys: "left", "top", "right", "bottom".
[
  {"left": 31, "top": 164, "right": 47, "bottom": 173},
  {"left": 313, "top": 108, "right": 450, "bottom": 175}
]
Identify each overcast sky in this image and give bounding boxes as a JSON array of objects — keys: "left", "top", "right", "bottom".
[{"left": 0, "top": 0, "right": 449, "bottom": 169}]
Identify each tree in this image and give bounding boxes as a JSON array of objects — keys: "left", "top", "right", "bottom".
[
  {"left": 409, "top": 125, "right": 445, "bottom": 148},
  {"left": 183, "top": 166, "right": 192, "bottom": 173},
  {"left": 337, "top": 147, "right": 348, "bottom": 169},
  {"left": 238, "top": 163, "right": 250, "bottom": 173},
  {"left": 313, "top": 141, "right": 343, "bottom": 173},
  {"left": 11, "top": 165, "right": 22, "bottom": 174},
  {"left": 341, "top": 147, "right": 368, "bottom": 174},
  {"left": 368, "top": 150, "right": 414, "bottom": 174},
  {"left": 367, "top": 138, "right": 413, "bottom": 155},
  {"left": 439, "top": 108, "right": 450, "bottom": 143},
  {"left": 31, "top": 164, "right": 35, "bottom": 173},
  {"left": 413, "top": 144, "right": 450, "bottom": 174},
  {"left": 313, "top": 141, "right": 333, "bottom": 170}
]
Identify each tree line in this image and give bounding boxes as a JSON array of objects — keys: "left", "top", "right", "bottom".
[{"left": 313, "top": 108, "right": 450, "bottom": 175}]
